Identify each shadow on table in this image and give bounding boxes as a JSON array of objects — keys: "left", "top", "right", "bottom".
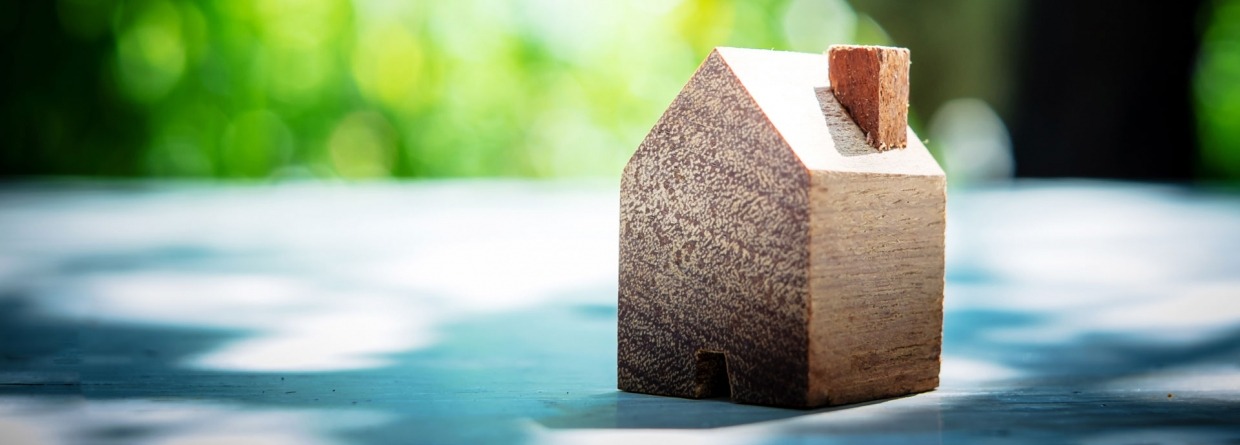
[
  {"left": 536, "top": 391, "right": 900, "bottom": 429},
  {"left": 3, "top": 289, "right": 1240, "bottom": 444}
]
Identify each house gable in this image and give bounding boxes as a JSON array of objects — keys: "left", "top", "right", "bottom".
[{"left": 619, "top": 49, "right": 812, "bottom": 407}]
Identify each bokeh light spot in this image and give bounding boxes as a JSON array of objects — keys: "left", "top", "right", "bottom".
[
  {"left": 254, "top": 0, "right": 348, "bottom": 50},
  {"left": 929, "top": 98, "right": 1013, "bottom": 182},
  {"left": 113, "top": 0, "right": 186, "bottom": 103},
  {"left": 1196, "top": 0, "right": 1240, "bottom": 179},
  {"left": 329, "top": 111, "right": 398, "bottom": 178},
  {"left": 782, "top": 0, "right": 857, "bottom": 51},
  {"left": 352, "top": 22, "right": 425, "bottom": 111},
  {"left": 220, "top": 110, "right": 294, "bottom": 178},
  {"left": 264, "top": 47, "right": 334, "bottom": 106}
]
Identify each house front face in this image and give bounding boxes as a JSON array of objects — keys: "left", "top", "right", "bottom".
[{"left": 618, "top": 49, "right": 813, "bottom": 408}]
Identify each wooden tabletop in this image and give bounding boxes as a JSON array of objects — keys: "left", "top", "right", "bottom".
[{"left": 0, "top": 180, "right": 1237, "bottom": 444}]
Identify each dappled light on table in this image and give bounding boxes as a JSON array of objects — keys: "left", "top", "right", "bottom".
[{"left": 1, "top": 180, "right": 1238, "bottom": 444}]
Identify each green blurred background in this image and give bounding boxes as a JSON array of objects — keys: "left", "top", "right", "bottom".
[{"left": 1, "top": 0, "right": 1237, "bottom": 181}]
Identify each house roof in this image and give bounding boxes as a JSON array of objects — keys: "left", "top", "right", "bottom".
[{"left": 713, "top": 47, "right": 944, "bottom": 177}]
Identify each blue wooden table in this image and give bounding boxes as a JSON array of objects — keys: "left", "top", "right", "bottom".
[{"left": 0, "top": 180, "right": 1237, "bottom": 444}]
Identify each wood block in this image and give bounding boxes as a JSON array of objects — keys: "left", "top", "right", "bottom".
[
  {"left": 619, "top": 47, "right": 944, "bottom": 409},
  {"left": 828, "top": 45, "right": 910, "bottom": 150}
]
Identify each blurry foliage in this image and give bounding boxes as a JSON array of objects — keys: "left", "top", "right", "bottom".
[
  {"left": 2, "top": 0, "right": 1235, "bottom": 180},
  {"left": 1197, "top": 0, "right": 1240, "bottom": 180},
  {"left": 1, "top": 0, "right": 892, "bottom": 179}
]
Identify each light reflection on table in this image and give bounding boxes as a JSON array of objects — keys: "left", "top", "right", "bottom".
[{"left": 0, "top": 180, "right": 1237, "bottom": 444}]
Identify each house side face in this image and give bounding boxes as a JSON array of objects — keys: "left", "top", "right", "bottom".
[
  {"left": 801, "top": 65, "right": 945, "bottom": 407},
  {"left": 720, "top": 47, "right": 945, "bottom": 407},
  {"left": 618, "top": 50, "right": 812, "bottom": 407},
  {"left": 806, "top": 169, "right": 945, "bottom": 406}
]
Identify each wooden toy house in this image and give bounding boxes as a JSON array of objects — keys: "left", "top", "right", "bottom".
[{"left": 618, "top": 46, "right": 945, "bottom": 408}]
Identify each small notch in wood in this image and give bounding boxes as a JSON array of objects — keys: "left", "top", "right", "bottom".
[
  {"left": 827, "top": 44, "right": 910, "bottom": 151},
  {"left": 693, "top": 350, "right": 732, "bottom": 399}
]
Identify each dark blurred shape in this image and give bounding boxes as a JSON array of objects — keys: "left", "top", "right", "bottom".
[
  {"left": 0, "top": 2, "right": 147, "bottom": 177},
  {"left": 847, "top": 0, "right": 1021, "bottom": 131},
  {"left": 1009, "top": 1, "right": 1204, "bottom": 180}
]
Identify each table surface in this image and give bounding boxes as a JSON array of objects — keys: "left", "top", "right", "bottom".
[{"left": 0, "top": 179, "right": 1237, "bottom": 444}]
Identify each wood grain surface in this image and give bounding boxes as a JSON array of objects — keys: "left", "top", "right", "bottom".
[
  {"left": 828, "top": 45, "right": 910, "bottom": 150},
  {"left": 619, "top": 49, "right": 812, "bottom": 407},
  {"left": 807, "top": 170, "right": 945, "bottom": 406}
]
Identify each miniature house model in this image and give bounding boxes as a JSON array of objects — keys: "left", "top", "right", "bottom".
[{"left": 618, "top": 46, "right": 946, "bottom": 408}]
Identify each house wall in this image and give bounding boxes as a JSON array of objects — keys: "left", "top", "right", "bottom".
[
  {"left": 618, "top": 50, "right": 812, "bottom": 407},
  {"left": 807, "top": 170, "right": 945, "bottom": 406}
]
